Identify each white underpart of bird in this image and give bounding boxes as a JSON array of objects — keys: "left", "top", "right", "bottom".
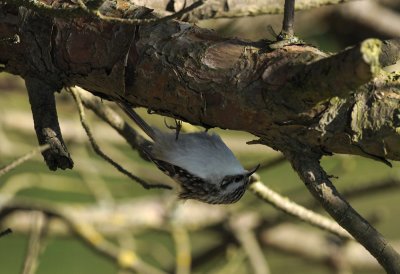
[{"left": 152, "top": 129, "right": 246, "bottom": 184}]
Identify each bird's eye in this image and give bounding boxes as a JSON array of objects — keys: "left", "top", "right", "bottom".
[
  {"left": 221, "top": 177, "right": 233, "bottom": 188},
  {"left": 234, "top": 175, "right": 243, "bottom": 182}
]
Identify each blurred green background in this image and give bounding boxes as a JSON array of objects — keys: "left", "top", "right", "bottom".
[{"left": 1, "top": 1, "right": 400, "bottom": 273}]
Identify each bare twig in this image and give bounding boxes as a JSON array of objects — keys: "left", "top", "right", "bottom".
[
  {"left": 71, "top": 87, "right": 150, "bottom": 157},
  {"left": 69, "top": 87, "right": 171, "bottom": 190},
  {"left": 0, "top": 144, "right": 50, "bottom": 177},
  {"left": 249, "top": 179, "right": 352, "bottom": 239},
  {"left": 21, "top": 211, "right": 47, "bottom": 274}
]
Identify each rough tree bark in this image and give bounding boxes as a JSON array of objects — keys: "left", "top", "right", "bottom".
[{"left": 1, "top": 0, "right": 400, "bottom": 272}]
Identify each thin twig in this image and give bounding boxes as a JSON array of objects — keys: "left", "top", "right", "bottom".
[
  {"left": 0, "top": 144, "right": 50, "bottom": 177},
  {"left": 21, "top": 211, "right": 47, "bottom": 274},
  {"left": 249, "top": 180, "right": 352, "bottom": 239},
  {"left": 69, "top": 87, "right": 171, "bottom": 190},
  {"left": 73, "top": 87, "right": 150, "bottom": 156}
]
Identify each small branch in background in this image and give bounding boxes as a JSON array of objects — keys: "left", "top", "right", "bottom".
[
  {"left": 337, "top": 1, "right": 400, "bottom": 38},
  {"left": 237, "top": 229, "right": 270, "bottom": 274},
  {"left": 69, "top": 87, "right": 171, "bottom": 190},
  {"left": 342, "top": 178, "right": 400, "bottom": 200},
  {"left": 306, "top": 177, "right": 400, "bottom": 211},
  {"left": 70, "top": 220, "right": 167, "bottom": 274},
  {"left": 249, "top": 178, "right": 352, "bottom": 239},
  {"left": 21, "top": 211, "right": 47, "bottom": 274},
  {"left": 171, "top": 223, "right": 191, "bottom": 274},
  {"left": 175, "top": 0, "right": 354, "bottom": 20},
  {"left": 260, "top": 223, "right": 388, "bottom": 271},
  {"left": 117, "top": 232, "right": 137, "bottom": 274},
  {"left": 231, "top": 213, "right": 270, "bottom": 274},
  {"left": 3, "top": 196, "right": 400, "bottom": 271},
  {"left": 79, "top": 147, "right": 115, "bottom": 207},
  {"left": 0, "top": 199, "right": 168, "bottom": 274},
  {"left": 0, "top": 144, "right": 50, "bottom": 177},
  {"left": 0, "top": 228, "right": 12, "bottom": 238}
]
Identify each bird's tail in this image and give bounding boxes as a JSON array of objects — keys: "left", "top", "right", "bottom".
[{"left": 117, "top": 102, "right": 156, "bottom": 141}]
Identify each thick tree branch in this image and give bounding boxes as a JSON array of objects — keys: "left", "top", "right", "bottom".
[
  {"left": 276, "top": 39, "right": 383, "bottom": 110},
  {"left": 287, "top": 152, "right": 400, "bottom": 273},
  {"left": 25, "top": 77, "right": 73, "bottom": 170},
  {"left": 2, "top": 5, "right": 400, "bottom": 163}
]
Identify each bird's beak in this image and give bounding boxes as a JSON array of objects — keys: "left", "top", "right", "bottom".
[{"left": 246, "top": 164, "right": 260, "bottom": 176}]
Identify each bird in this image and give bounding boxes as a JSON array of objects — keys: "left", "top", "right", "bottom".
[{"left": 118, "top": 102, "right": 259, "bottom": 204}]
